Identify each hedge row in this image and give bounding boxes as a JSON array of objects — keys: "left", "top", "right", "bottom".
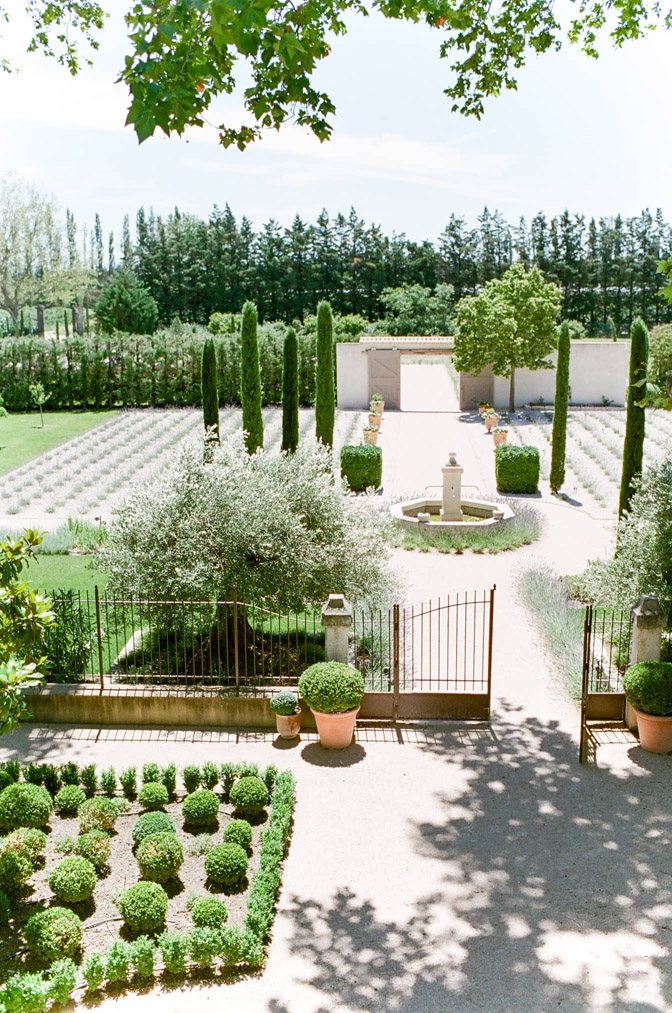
[
  {"left": 0, "top": 326, "right": 317, "bottom": 411},
  {"left": 495, "top": 445, "right": 540, "bottom": 494}
]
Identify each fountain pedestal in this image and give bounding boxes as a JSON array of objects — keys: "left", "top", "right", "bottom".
[{"left": 441, "top": 452, "right": 463, "bottom": 522}]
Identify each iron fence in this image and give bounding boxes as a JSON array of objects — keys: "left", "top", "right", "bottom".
[
  {"left": 352, "top": 588, "right": 495, "bottom": 695},
  {"left": 43, "top": 588, "right": 323, "bottom": 689},
  {"left": 581, "top": 604, "right": 632, "bottom": 694}
]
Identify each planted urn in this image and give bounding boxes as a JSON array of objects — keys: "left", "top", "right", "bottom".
[
  {"left": 370, "top": 393, "right": 384, "bottom": 415},
  {"left": 270, "top": 691, "right": 301, "bottom": 739},
  {"left": 363, "top": 425, "right": 379, "bottom": 446},
  {"left": 623, "top": 661, "right": 672, "bottom": 754},
  {"left": 492, "top": 427, "right": 508, "bottom": 447},
  {"left": 478, "top": 401, "right": 491, "bottom": 416},
  {"left": 483, "top": 410, "right": 499, "bottom": 432},
  {"left": 298, "top": 661, "right": 365, "bottom": 749}
]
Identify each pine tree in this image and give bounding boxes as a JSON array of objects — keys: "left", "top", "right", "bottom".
[
  {"left": 281, "top": 327, "right": 299, "bottom": 453},
  {"left": 550, "top": 321, "right": 571, "bottom": 494},
  {"left": 315, "top": 300, "right": 335, "bottom": 447},
  {"left": 201, "top": 337, "right": 220, "bottom": 444},
  {"left": 240, "top": 301, "right": 263, "bottom": 453},
  {"left": 619, "top": 317, "right": 649, "bottom": 517}
]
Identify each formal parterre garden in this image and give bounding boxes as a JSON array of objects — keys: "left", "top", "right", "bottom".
[
  {"left": 0, "top": 759, "right": 295, "bottom": 1010},
  {"left": 0, "top": 407, "right": 366, "bottom": 522}
]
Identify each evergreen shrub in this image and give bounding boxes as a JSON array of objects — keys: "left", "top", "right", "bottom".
[
  {"left": 136, "top": 832, "right": 184, "bottom": 882},
  {"left": 79, "top": 797, "right": 118, "bottom": 834},
  {"left": 138, "top": 782, "right": 169, "bottom": 811},
  {"left": 229, "top": 777, "right": 269, "bottom": 815},
  {"left": 298, "top": 661, "right": 365, "bottom": 714},
  {"left": 0, "top": 848, "right": 32, "bottom": 893},
  {"left": 81, "top": 951, "right": 105, "bottom": 992},
  {"left": 48, "top": 856, "right": 97, "bottom": 903},
  {"left": 24, "top": 907, "right": 82, "bottom": 961},
  {"left": 75, "top": 830, "right": 111, "bottom": 873},
  {"left": 623, "top": 661, "right": 672, "bottom": 716},
  {"left": 46, "top": 958, "right": 77, "bottom": 1005},
  {"left": 340, "top": 445, "right": 382, "bottom": 492},
  {"left": 182, "top": 789, "right": 219, "bottom": 825},
  {"left": 494, "top": 445, "right": 540, "bottom": 494},
  {"left": 5, "top": 827, "right": 47, "bottom": 867},
  {"left": 132, "top": 811, "right": 176, "bottom": 846},
  {"left": 204, "top": 842, "right": 248, "bottom": 885},
  {"left": 182, "top": 765, "right": 201, "bottom": 794},
  {"left": 222, "top": 819, "right": 253, "bottom": 850},
  {"left": 54, "top": 785, "right": 86, "bottom": 815},
  {"left": 269, "top": 691, "right": 298, "bottom": 715},
  {"left": 190, "top": 895, "right": 228, "bottom": 928},
  {"left": 0, "top": 783, "right": 53, "bottom": 829},
  {"left": 116, "top": 881, "right": 168, "bottom": 932}
]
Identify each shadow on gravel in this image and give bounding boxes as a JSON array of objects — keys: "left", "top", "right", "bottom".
[
  {"left": 300, "top": 742, "right": 366, "bottom": 767},
  {"left": 272, "top": 705, "right": 672, "bottom": 1013}
]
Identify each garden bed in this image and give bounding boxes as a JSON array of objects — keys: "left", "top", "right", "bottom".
[{"left": 0, "top": 761, "right": 295, "bottom": 1007}]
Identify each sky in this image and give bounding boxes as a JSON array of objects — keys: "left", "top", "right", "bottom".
[{"left": 0, "top": 5, "right": 670, "bottom": 245}]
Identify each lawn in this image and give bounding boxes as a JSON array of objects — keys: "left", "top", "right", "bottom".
[
  {"left": 0, "top": 411, "right": 118, "bottom": 475},
  {"left": 27, "top": 554, "right": 107, "bottom": 594}
]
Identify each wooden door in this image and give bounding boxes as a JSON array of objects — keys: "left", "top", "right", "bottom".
[
  {"left": 459, "top": 366, "right": 494, "bottom": 412},
  {"left": 368, "top": 349, "right": 401, "bottom": 410}
]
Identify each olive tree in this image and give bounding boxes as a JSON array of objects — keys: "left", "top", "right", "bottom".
[
  {"left": 453, "top": 264, "right": 561, "bottom": 412},
  {"left": 101, "top": 433, "right": 392, "bottom": 612}
]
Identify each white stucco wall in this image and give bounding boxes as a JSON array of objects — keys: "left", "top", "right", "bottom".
[
  {"left": 336, "top": 343, "right": 369, "bottom": 409},
  {"left": 491, "top": 341, "right": 630, "bottom": 410}
]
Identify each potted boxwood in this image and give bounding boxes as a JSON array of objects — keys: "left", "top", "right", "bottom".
[
  {"left": 363, "top": 425, "right": 379, "bottom": 446},
  {"left": 370, "top": 393, "right": 384, "bottom": 415},
  {"left": 492, "top": 427, "right": 508, "bottom": 447},
  {"left": 298, "top": 661, "right": 365, "bottom": 749},
  {"left": 483, "top": 409, "right": 499, "bottom": 432},
  {"left": 270, "top": 691, "right": 301, "bottom": 739},
  {"left": 623, "top": 661, "right": 672, "bottom": 754},
  {"left": 478, "top": 400, "right": 491, "bottom": 417}
]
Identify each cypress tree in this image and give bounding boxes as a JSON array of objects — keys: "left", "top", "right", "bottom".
[
  {"left": 240, "top": 301, "right": 264, "bottom": 453},
  {"left": 281, "top": 327, "right": 299, "bottom": 453},
  {"left": 619, "top": 317, "right": 649, "bottom": 517},
  {"left": 608, "top": 316, "right": 617, "bottom": 342},
  {"left": 201, "top": 337, "right": 220, "bottom": 444},
  {"left": 550, "top": 321, "right": 571, "bottom": 494},
  {"left": 315, "top": 300, "right": 335, "bottom": 448}
]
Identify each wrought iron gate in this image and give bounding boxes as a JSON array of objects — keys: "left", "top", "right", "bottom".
[
  {"left": 353, "top": 587, "right": 495, "bottom": 721},
  {"left": 579, "top": 604, "right": 632, "bottom": 762}
]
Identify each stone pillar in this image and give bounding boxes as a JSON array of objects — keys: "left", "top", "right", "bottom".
[
  {"left": 441, "top": 452, "right": 463, "bottom": 522},
  {"left": 37, "top": 304, "right": 45, "bottom": 337},
  {"left": 321, "top": 594, "right": 352, "bottom": 665},
  {"left": 626, "top": 595, "right": 666, "bottom": 730}
]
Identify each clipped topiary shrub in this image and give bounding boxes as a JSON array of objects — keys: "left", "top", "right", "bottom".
[
  {"left": 54, "top": 785, "right": 86, "bottom": 815},
  {"left": 298, "top": 661, "right": 365, "bottom": 714},
  {"left": 79, "top": 797, "right": 118, "bottom": 834},
  {"left": 0, "top": 783, "right": 53, "bottom": 829},
  {"left": 158, "top": 930, "right": 189, "bottom": 975},
  {"left": 182, "top": 765, "right": 201, "bottom": 794},
  {"left": 24, "top": 906, "right": 82, "bottom": 961},
  {"left": 0, "top": 846, "right": 32, "bottom": 893},
  {"left": 5, "top": 827, "right": 47, "bottom": 867},
  {"left": 229, "top": 777, "right": 269, "bottom": 816},
  {"left": 138, "top": 782, "right": 169, "bottom": 812},
  {"left": 131, "top": 935, "right": 156, "bottom": 978},
  {"left": 182, "top": 789, "right": 219, "bottom": 825},
  {"left": 132, "top": 811, "right": 176, "bottom": 847},
  {"left": 104, "top": 939, "right": 132, "bottom": 983},
  {"left": 81, "top": 951, "right": 105, "bottom": 992},
  {"left": 136, "top": 832, "right": 184, "bottom": 883},
  {"left": 116, "top": 881, "right": 168, "bottom": 932},
  {"left": 494, "top": 444, "right": 540, "bottom": 494},
  {"left": 340, "top": 444, "right": 383, "bottom": 492},
  {"left": 270, "top": 691, "right": 298, "bottom": 716},
  {"left": 75, "top": 830, "right": 111, "bottom": 873},
  {"left": 188, "top": 926, "right": 223, "bottom": 967},
  {"left": 46, "top": 957, "right": 77, "bottom": 1005},
  {"left": 204, "top": 842, "right": 248, "bottom": 886},
  {"left": 48, "top": 855, "right": 97, "bottom": 903},
  {"left": 223, "top": 819, "right": 253, "bottom": 850},
  {"left": 623, "top": 661, "right": 672, "bottom": 716},
  {"left": 3, "top": 970, "right": 48, "bottom": 1012},
  {"left": 190, "top": 895, "right": 228, "bottom": 928}
]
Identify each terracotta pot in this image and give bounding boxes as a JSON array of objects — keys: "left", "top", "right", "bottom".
[
  {"left": 363, "top": 429, "right": 378, "bottom": 446},
  {"left": 478, "top": 404, "right": 491, "bottom": 417},
  {"left": 311, "top": 706, "right": 360, "bottom": 748},
  {"left": 492, "top": 431, "right": 507, "bottom": 447},
  {"left": 275, "top": 710, "right": 302, "bottom": 740},
  {"left": 484, "top": 414, "right": 499, "bottom": 432},
  {"left": 371, "top": 400, "right": 384, "bottom": 415},
  {"left": 633, "top": 709, "right": 672, "bottom": 754},
  {"left": 368, "top": 413, "right": 381, "bottom": 428}
]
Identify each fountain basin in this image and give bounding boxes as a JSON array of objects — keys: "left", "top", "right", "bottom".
[{"left": 390, "top": 497, "right": 514, "bottom": 530}]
